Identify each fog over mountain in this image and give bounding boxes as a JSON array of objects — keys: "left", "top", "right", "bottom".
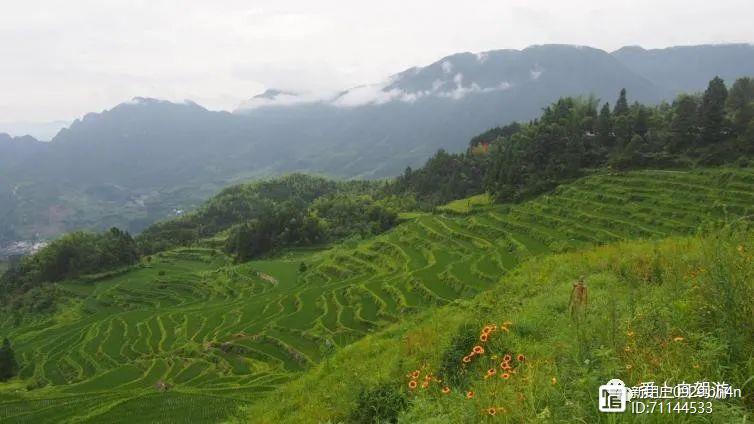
[{"left": 2, "top": 43, "right": 754, "bottom": 245}]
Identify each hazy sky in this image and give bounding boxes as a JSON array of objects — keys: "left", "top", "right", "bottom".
[{"left": 2, "top": 0, "right": 753, "bottom": 128}]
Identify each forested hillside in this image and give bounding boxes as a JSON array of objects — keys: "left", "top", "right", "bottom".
[{"left": 392, "top": 76, "right": 754, "bottom": 205}]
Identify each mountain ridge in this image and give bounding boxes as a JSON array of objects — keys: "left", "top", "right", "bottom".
[{"left": 2, "top": 43, "right": 754, "bottom": 243}]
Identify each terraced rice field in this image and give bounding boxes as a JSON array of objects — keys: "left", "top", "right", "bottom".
[{"left": 1, "top": 168, "right": 752, "bottom": 422}]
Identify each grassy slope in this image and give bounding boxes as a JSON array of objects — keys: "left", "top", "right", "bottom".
[
  {"left": 0, "top": 168, "right": 753, "bottom": 422},
  {"left": 241, "top": 229, "right": 754, "bottom": 423},
  {"left": 436, "top": 193, "right": 493, "bottom": 214}
]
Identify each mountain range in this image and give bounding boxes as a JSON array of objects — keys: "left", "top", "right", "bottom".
[{"left": 2, "top": 43, "right": 754, "bottom": 246}]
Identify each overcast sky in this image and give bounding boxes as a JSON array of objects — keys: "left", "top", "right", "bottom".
[{"left": 1, "top": 0, "right": 753, "bottom": 130}]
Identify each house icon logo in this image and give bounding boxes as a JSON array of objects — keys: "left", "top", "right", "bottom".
[{"left": 599, "top": 379, "right": 629, "bottom": 412}]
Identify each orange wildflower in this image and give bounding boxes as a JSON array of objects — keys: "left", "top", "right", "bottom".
[
  {"left": 501, "top": 362, "right": 511, "bottom": 370},
  {"left": 487, "top": 407, "right": 497, "bottom": 416},
  {"left": 462, "top": 355, "right": 472, "bottom": 363},
  {"left": 408, "top": 380, "right": 417, "bottom": 389},
  {"left": 516, "top": 354, "right": 525, "bottom": 362},
  {"left": 503, "top": 354, "right": 512, "bottom": 362},
  {"left": 472, "top": 345, "right": 485, "bottom": 354},
  {"left": 480, "top": 333, "right": 489, "bottom": 342},
  {"left": 486, "top": 368, "right": 496, "bottom": 376},
  {"left": 421, "top": 381, "right": 429, "bottom": 389},
  {"left": 501, "top": 372, "right": 510, "bottom": 380},
  {"left": 466, "top": 391, "right": 475, "bottom": 399},
  {"left": 411, "top": 370, "right": 420, "bottom": 379},
  {"left": 442, "top": 386, "right": 451, "bottom": 394}
]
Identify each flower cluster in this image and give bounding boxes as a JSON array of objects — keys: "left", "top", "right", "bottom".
[
  {"left": 406, "top": 364, "right": 443, "bottom": 391},
  {"left": 404, "top": 321, "right": 532, "bottom": 418}
]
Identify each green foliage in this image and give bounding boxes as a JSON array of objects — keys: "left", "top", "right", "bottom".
[
  {"left": 222, "top": 193, "right": 399, "bottom": 262},
  {"left": 225, "top": 201, "right": 323, "bottom": 262},
  {"left": 348, "top": 384, "right": 408, "bottom": 424},
  {"left": 138, "top": 174, "right": 399, "bottom": 256},
  {"left": 311, "top": 194, "right": 398, "bottom": 240},
  {"left": 669, "top": 94, "right": 699, "bottom": 152},
  {"left": 614, "top": 87, "right": 630, "bottom": 115},
  {"left": 485, "top": 97, "right": 597, "bottom": 200},
  {"left": 727, "top": 77, "right": 754, "bottom": 132},
  {"left": 393, "top": 77, "right": 754, "bottom": 205},
  {"left": 0, "top": 338, "right": 17, "bottom": 381},
  {"left": 388, "top": 149, "right": 487, "bottom": 207},
  {"left": 699, "top": 76, "right": 729, "bottom": 144},
  {"left": 468, "top": 122, "right": 522, "bottom": 149},
  {"left": 436, "top": 194, "right": 492, "bottom": 215},
  {"left": 1, "top": 227, "right": 138, "bottom": 301},
  {"left": 436, "top": 323, "right": 478, "bottom": 388},
  {"left": 246, "top": 229, "right": 754, "bottom": 422}
]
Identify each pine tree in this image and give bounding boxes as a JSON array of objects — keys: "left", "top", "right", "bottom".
[
  {"left": 726, "top": 77, "right": 754, "bottom": 133},
  {"left": 632, "top": 103, "right": 650, "bottom": 137},
  {"left": 614, "top": 88, "right": 629, "bottom": 116},
  {"left": 670, "top": 95, "right": 698, "bottom": 152},
  {"left": 699, "top": 76, "right": 728, "bottom": 144},
  {"left": 597, "top": 102, "right": 612, "bottom": 141}
]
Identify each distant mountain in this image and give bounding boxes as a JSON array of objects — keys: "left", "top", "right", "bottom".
[
  {"left": 2, "top": 43, "right": 753, "bottom": 243},
  {"left": 0, "top": 133, "right": 46, "bottom": 174},
  {"left": 0, "top": 120, "right": 69, "bottom": 141},
  {"left": 612, "top": 44, "right": 754, "bottom": 96}
]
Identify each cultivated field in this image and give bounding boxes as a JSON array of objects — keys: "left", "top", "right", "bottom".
[{"left": 1, "top": 168, "right": 753, "bottom": 422}]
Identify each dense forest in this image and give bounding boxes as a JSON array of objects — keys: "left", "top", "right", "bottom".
[
  {"left": 136, "top": 174, "right": 404, "bottom": 260},
  {"left": 0, "top": 228, "right": 139, "bottom": 312},
  {"left": 391, "top": 76, "right": 754, "bottom": 203}
]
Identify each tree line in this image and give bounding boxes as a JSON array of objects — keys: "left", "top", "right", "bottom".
[
  {"left": 226, "top": 193, "right": 398, "bottom": 262},
  {"left": 0, "top": 228, "right": 139, "bottom": 311},
  {"left": 390, "top": 76, "right": 754, "bottom": 203},
  {"left": 136, "top": 174, "right": 402, "bottom": 262}
]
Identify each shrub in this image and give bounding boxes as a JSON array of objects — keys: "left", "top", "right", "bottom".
[{"left": 347, "top": 384, "right": 408, "bottom": 424}]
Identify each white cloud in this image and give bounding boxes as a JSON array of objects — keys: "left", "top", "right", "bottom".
[
  {"left": 441, "top": 60, "right": 454, "bottom": 74},
  {"left": 332, "top": 83, "right": 409, "bottom": 107},
  {"left": 436, "top": 74, "right": 512, "bottom": 99},
  {"left": 236, "top": 91, "right": 329, "bottom": 110}
]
